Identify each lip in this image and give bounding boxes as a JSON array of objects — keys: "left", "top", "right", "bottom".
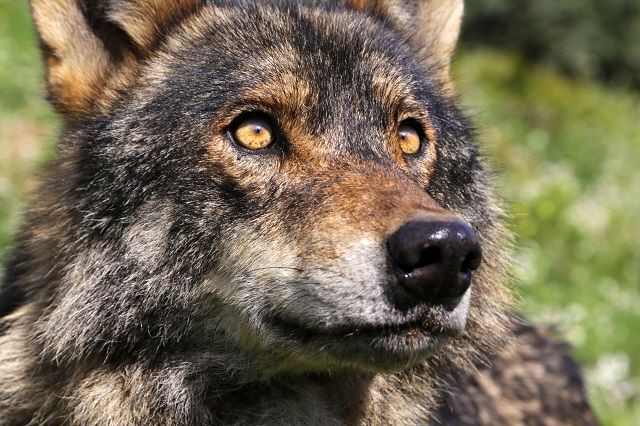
[
  {"left": 267, "top": 311, "right": 462, "bottom": 342},
  {"left": 263, "top": 297, "right": 470, "bottom": 370}
]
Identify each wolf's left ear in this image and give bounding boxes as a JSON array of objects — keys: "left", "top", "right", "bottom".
[
  {"left": 349, "top": 0, "right": 464, "bottom": 86},
  {"left": 31, "top": 0, "right": 202, "bottom": 116}
]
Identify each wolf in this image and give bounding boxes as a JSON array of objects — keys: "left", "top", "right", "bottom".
[{"left": 0, "top": 0, "right": 597, "bottom": 424}]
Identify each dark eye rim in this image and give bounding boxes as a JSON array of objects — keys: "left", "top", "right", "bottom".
[
  {"left": 226, "top": 111, "right": 284, "bottom": 154},
  {"left": 397, "top": 118, "right": 429, "bottom": 157}
]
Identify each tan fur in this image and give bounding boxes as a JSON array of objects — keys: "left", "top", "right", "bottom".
[
  {"left": 107, "top": 0, "right": 202, "bottom": 51},
  {"left": 31, "top": 0, "right": 112, "bottom": 114},
  {"left": 413, "top": 0, "right": 464, "bottom": 84},
  {"left": 349, "top": 0, "right": 464, "bottom": 86},
  {"left": 30, "top": 0, "right": 202, "bottom": 116}
]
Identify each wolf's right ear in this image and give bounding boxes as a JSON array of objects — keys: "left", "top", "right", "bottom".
[
  {"left": 348, "top": 0, "right": 464, "bottom": 88},
  {"left": 31, "top": 0, "right": 202, "bottom": 116}
]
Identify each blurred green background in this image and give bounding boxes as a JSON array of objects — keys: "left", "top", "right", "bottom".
[{"left": 0, "top": 0, "right": 638, "bottom": 424}]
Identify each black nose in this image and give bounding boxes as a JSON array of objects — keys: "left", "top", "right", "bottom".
[{"left": 386, "top": 219, "right": 482, "bottom": 304}]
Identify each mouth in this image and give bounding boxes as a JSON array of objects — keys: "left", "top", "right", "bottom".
[{"left": 264, "top": 294, "right": 470, "bottom": 370}]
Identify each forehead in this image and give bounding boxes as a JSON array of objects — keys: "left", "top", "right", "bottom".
[{"left": 157, "top": 3, "right": 437, "bottom": 129}]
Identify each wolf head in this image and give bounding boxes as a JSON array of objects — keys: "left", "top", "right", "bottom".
[{"left": 25, "top": 0, "right": 511, "bottom": 375}]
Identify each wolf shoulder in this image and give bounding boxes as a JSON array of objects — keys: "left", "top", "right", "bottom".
[{"left": 433, "top": 318, "right": 599, "bottom": 425}]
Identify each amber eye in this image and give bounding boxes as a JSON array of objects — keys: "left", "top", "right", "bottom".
[
  {"left": 397, "top": 122, "right": 423, "bottom": 155},
  {"left": 232, "top": 115, "right": 274, "bottom": 150}
]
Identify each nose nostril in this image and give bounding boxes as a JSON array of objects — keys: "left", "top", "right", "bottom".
[
  {"left": 417, "top": 246, "right": 442, "bottom": 270},
  {"left": 395, "top": 246, "right": 443, "bottom": 273},
  {"left": 461, "top": 249, "right": 482, "bottom": 273}
]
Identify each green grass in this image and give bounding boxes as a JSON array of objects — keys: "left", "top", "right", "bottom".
[
  {"left": 0, "top": 0, "right": 57, "bottom": 261},
  {"left": 456, "top": 50, "right": 640, "bottom": 425},
  {"left": 0, "top": 1, "right": 639, "bottom": 424}
]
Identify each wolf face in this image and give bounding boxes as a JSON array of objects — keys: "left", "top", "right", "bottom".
[{"left": 8, "top": 0, "right": 511, "bottom": 382}]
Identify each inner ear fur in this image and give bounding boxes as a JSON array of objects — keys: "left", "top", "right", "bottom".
[
  {"left": 106, "top": 0, "right": 201, "bottom": 52},
  {"left": 348, "top": 0, "right": 464, "bottom": 86},
  {"left": 31, "top": 0, "right": 202, "bottom": 116}
]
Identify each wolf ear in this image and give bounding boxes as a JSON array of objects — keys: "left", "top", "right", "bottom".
[
  {"left": 105, "top": 0, "right": 201, "bottom": 51},
  {"left": 348, "top": 0, "right": 464, "bottom": 85},
  {"left": 31, "top": 0, "right": 201, "bottom": 116}
]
